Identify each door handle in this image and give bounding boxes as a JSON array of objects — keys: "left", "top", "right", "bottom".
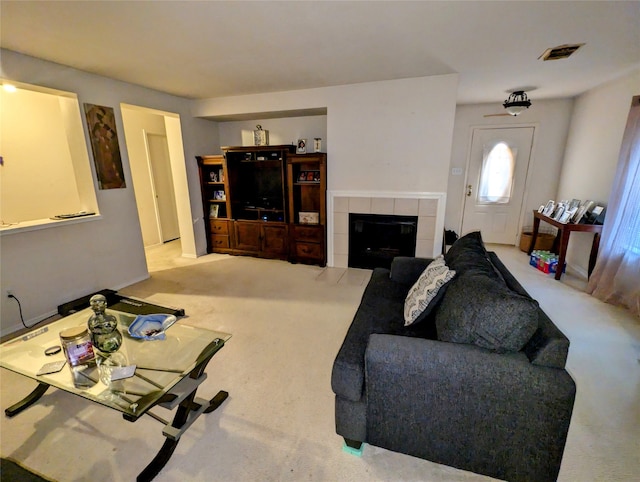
[{"left": 467, "top": 184, "right": 472, "bottom": 197}]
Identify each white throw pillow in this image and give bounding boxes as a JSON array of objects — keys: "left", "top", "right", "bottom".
[{"left": 404, "top": 256, "right": 456, "bottom": 326}]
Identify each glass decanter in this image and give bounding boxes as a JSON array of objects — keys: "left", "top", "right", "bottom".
[{"left": 87, "top": 294, "right": 122, "bottom": 354}]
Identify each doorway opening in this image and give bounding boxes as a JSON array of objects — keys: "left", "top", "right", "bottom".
[
  {"left": 121, "top": 104, "right": 196, "bottom": 269},
  {"left": 145, "top": 132, "right": 180, "bottom": 243}
]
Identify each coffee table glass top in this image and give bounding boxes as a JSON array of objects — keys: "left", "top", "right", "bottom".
[{"left": 0, "top": 308, "right": 231, "bottom": 420}]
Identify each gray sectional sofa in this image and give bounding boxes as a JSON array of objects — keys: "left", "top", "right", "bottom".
[{"left": 331, "top": 232, "right": 576, "bottom": 482}]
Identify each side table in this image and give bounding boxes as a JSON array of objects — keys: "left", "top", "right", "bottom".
[{"left": 528, "top": 210, "right": 603, "bottom": 281}]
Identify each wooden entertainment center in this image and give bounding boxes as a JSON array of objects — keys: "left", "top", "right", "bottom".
[{"left": 197, "top": 146, "right": 327, "bottom": 266}]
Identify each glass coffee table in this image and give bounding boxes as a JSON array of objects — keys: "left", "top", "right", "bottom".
[{"left": 0, "top": 307, "right": 231, "bottom": 482}]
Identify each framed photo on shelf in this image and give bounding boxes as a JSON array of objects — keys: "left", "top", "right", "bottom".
[
  {"left": 209, "top": 171, "right": 218, "bottom": 182},
  {"left": 576, "top": 200, "right": 595, "bottom": 223},
  {"left": 552, "top": 203, "right": 566, "bottom": 221},
  {"left": 214, "top": 190, "right": 226, "bottom": 200},
  {"left": 572, "top": 204, "right": 588, "bottom": 223},
  {"left": 559, "top": 209, "right": 574, "bottom": 224},
  {"left": 297, "top": 170, "right": 320, "bottom": 183},
  {"left": 209, "top": 204, "right": 219, "bottom": 218},
  {"left": 297, "top": 139, "right": 307, "bottom": 154},
  {"left": 587, "top": 205, "right": 606, "bottom": 224},
  {"left": 542, "top": 200, "right": 555, "bottom": 217},
  {"left": 299, "top": 211, "right": 319, "bottom": 224}
]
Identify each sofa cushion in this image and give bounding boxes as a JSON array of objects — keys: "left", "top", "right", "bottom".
[
  {"left": 444, "top": 231, "right": 503, "bottom": 281},
  {"left": 390, "top": 256, "right": 433, "bottom": 285},
  {"left": 435, "top": 273, "right": 539, "bottom": 352},
  {"left": 331, "top": 268, "right": 407, "bottom": 402},
  {"left": 404, "top": 256, "right": 456, "bottom": 326},
  {"left": 487, "top": 252, "right": 570, "bottom": 368}
]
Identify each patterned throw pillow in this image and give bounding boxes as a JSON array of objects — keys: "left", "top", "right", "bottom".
[{"left": 404, "top": 256, "right": 456, "bottom": 326}]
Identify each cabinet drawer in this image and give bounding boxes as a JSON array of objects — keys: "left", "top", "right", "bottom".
[
  {"left": 295, "top": 242, "right": 323, "bottom": 259},
  {"left": 292, "top": 225, "right": 323, "bottom": 242},
  {"left": 210, "top": 220, "right": 230, "bottom": 235},
  {"left": 211, "top": 235, "right": 230, "bottom": 249}
]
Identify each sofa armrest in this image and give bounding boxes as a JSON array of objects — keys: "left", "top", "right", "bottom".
[
  {"left": 365, "top": 334, "right": 576, "bottom": 482},
  {"left": 389, "top": 257, "right": 433, "bottom": 285}
]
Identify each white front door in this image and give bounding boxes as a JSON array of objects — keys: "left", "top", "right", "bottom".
[{"left": 461, "top": 127, "right": 535, "bottom": 244}]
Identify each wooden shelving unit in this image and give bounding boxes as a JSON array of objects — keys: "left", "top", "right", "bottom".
[
  {"left": 197, "top": 147, "right": 327, "bottom": 266},
  {"left": 196, "top": 155, "right": 232, "bottom": 253},
  {"left": 287, "top": 153, "right": 327, "bottom": 266}
]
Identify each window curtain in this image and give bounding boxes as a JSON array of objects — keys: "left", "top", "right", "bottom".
[{"left": 587, "top": 96, "right": 640, "bottom": 317}]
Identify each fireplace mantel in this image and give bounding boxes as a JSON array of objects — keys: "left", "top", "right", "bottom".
[{"left": 327, "top": 190, "right": 446, "bottom": 268}]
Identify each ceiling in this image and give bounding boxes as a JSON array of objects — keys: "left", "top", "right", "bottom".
[{"left": 2, "top": 1, "right": 639, "bottom": 104}]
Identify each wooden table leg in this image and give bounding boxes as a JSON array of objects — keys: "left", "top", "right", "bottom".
[
  {"left": 528, "top": 216, "right": 541, "bottom": 255},
  {"left": 555, "top": 227, "right": 571, "bottom": 280},
  {"left": 588, "top": 232, "right": 601, "bottom": 278}
]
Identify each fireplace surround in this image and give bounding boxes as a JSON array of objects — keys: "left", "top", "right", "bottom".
[{"left": 328, "top": 191, "right": 446, "bottom": 268}]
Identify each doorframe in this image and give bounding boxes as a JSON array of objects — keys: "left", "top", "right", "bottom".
[
  {"left": 143, "top": 131, "right": 168, "bottom": 244},
  {"left": 144, "top": 131, "right": 180, "bottom": 244},
  {"left": 121, "top": 103, "right": 197, "bottom": 259},
  {"left": 458, "top": 123, "right": 540, "bottom": 246}
]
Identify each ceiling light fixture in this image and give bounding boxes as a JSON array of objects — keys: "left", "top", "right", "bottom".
[
  {"left": 503, "top": 91, "right": 531, "bottom": 116},
  {"left": 2, "top": 83, "right": 17, "bottom": 93}
]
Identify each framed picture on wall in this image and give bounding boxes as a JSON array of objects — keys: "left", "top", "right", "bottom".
[{"left": 83, "top": 103, "right": 126, "bottom": 189}]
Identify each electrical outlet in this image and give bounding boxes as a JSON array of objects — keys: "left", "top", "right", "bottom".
[{"left": 6, "top": 289, "right": 14, "bottom": 298}]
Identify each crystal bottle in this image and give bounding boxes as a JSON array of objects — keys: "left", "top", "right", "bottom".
[{"left": 87, "top": 294, "right": 122, "bottom": 354}]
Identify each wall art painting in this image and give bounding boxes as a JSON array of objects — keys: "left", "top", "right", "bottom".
[{"left": 84, "top": 103, "right": 126, "bottom": 189}]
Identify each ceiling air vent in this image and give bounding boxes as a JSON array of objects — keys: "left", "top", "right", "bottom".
[{"left": 538, "top": 43, "right": 585, "bottom": 61}]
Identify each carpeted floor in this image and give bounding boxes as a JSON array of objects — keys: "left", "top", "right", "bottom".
[
  {"left": 1, "top": 242, "right": 638, "bottom": 481},
  {"left": 1, "top": 457, "right": 52, "bottom": 481}
]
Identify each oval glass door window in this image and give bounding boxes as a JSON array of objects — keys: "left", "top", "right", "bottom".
[{"left": 478, "top": 142, "right": 517, "bottom": 204}]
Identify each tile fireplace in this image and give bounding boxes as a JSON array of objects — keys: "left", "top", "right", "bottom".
[{"left": 328, "top": 191, "right": 446, "bottom": 268}]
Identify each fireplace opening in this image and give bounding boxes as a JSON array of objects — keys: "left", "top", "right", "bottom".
[{"left": 348, "top": 213, "right": 418, "bottom": 270}]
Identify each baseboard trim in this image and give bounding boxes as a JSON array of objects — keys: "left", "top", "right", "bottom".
[
  {"left": 566, "top": 263, "right": 588, "bottom": 280},
  {"left": 0, "top": 309, "right": 58, "bottom": 339}
]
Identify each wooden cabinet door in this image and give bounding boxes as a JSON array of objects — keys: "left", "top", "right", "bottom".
[
  {"left": 262, "top": 224, "right": 288, "bottom": 257},
  {"left": 234, "top": 221, "right": 261, "bottom": 253}
]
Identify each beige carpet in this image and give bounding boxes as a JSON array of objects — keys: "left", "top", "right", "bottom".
[{"left": 1, "top": 242, "right": 638, "bottom": 481}]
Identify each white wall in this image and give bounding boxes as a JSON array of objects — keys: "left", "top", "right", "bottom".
[
  {"left": 0, "top": 50, "right": 218, "bottom": 334},
  {"left": 121, "top": 107, "right": 167, "bottom": 247},
  {"left": 447, "top": 99, "right": 574, "bottom": 238},
  {"left": 217, "top": 116, "right": 327, "bottom": 151},
  {"left": 193, "top": 76, "right": 458, "bottom": 264},
  {"left": 193, "top": 74, "right": 459, "bottom": 194},
  {"left": 557, "top": 69, "right": 640, "bottom": 275},
  {"left": 0, "top": 88, "right": 87, "bottom": 221}
]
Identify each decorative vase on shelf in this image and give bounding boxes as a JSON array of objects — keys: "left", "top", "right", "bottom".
[{"left": 87, "top": 294, "right": 122, "bottom": 354}]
